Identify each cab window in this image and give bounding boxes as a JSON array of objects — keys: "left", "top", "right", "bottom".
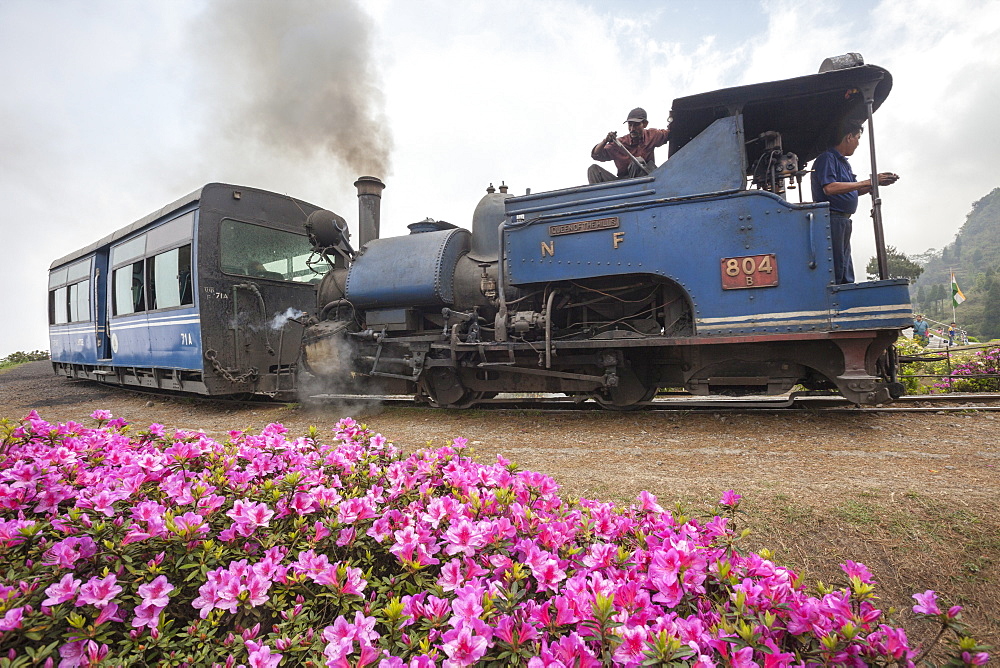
[{"left": 220, "top": 219, "right": 323, "bottom": 283}]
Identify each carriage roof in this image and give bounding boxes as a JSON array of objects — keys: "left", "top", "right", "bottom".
[{"left": 48, "top": 187, "right": 204, "bottom": 271}]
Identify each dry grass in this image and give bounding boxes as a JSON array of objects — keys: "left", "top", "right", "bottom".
[{"left": 738, "top": 491, "right": 1000, "bottom": 651}]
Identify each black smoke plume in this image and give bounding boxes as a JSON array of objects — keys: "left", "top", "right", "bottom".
[{"left": 193, "top": 0, "right": 392, "bottom": 178}]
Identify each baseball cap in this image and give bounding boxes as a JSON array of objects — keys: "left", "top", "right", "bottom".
[{"left": 625, "top": 107, "right": 647, "bottom": 123}]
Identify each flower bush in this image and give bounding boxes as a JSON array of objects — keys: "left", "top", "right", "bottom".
[
  {"left": 894, "top": 339, "right": 998, "bottom": 396},
  {"left": 0, "top": 410, "right": 990, "bottom": 667},
  {"left": 933, "top": 346, "right": 1000, "bottom": 393}
]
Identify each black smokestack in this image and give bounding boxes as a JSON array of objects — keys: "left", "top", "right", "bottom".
[
  {"left": 193, "top": 0, "right": 392, "bottom": 178},
  {"left": 355, "top": 175, "right": 385, "bottom": 247}
]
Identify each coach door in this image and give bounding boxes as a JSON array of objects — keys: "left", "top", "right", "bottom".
[{"left": 95, "top": 250, "right": 112, "bottom": 360}]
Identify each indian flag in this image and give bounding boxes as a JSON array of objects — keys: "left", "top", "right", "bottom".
[{"left": 952, "top": 272, "right": 967, "bottom": 306}]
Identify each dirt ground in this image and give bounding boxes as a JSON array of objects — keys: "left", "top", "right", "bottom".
[{"left": 3, "top": 361, "right": 999, "bottom": 650}]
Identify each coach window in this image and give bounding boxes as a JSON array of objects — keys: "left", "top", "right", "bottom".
[
  {"left": 147, "top": 244, "right": 193, "bottom": 310},
  {"left": 49, "top": 287, "right": 68, "bottom": 324},
  {"left": 111, "top": 235, "right": 148, "bottom": 317},
  {"left": 111, "top": 235, "right": 146, "bottom": 266},
  {"left": 48, "top": 259, "right": 91, "bottom": 324},
  {"left": 49, "top": 267, "right": 68, "bottom": 290},
  {"left": 113, "top": 260, "right": 146, "bottom": 316},
  {"left": 220, "top": 219, "right": 323, "bottom": 283},
  {"left": 147, "top": 212, "right": 194, "bottom": 254},
  {"left": 67, "top": 280, "right": 91, "bottom": 322}
]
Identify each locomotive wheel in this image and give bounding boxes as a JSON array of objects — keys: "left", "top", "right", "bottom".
[
  {"left": 877, "top": 346, "right": 906, "bottom": 399},
  {"left": 589, "top": 367, "right": 657, "bottom": 410},
  {"left": 419, "top": 367, "right": 484, "bottom": 409}
]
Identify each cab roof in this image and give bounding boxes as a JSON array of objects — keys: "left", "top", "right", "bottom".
[{"left": 667, "top": 64, "right": 892, "bottom": 166}]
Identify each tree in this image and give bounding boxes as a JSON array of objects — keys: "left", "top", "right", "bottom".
[
  {"left": 865, "top": 246, "right": 925, "bottom": 283},
  {"left": 981, "top": 277, "right": 1000, "bottom": 340},
  {"left": 930, "top": 283, "right": 947, "bottom": 314}
]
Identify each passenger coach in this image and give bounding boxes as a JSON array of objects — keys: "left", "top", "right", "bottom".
[{"left": 48, "top": 184, "right": 328, "bottom": 398}]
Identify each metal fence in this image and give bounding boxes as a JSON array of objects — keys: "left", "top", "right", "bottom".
[{"left": 898, "top": 341, "right": 1000, "bottom": 385}]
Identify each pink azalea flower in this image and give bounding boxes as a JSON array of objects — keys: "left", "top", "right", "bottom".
[
  {"left": 131, "top": 602, "right": 163, "bottom": 630},
  {"left": 93, "top": 602, "right": 122, "bottom": 626},
  {"left": 442, "top": 624, "right": 489, "bottom": 666},
  {"left": 84, "top": 641, "right": 109, "bottom": 665},
  {"left": 636, "top": 490, "right": 665, "bottom": 513},
  {"left": 719, "top": 490, "right": 742, "bottom": 508},
  {"left": 137, "top": 575, "right": 174, "bottom": 608},
  {"left": 962, "top": 651, "right": 990, "bottom": 665},
  {"left": 173, "top": 511, "right": 210, "bottom": 537},
  {"left": 244, "top": 571, "right": 271, "bottom": 607},
  {"left": 494, "top": 615, "right": 539, "bottom": 648},
  {"left": 0, "top": 606, "right": 25, "bottom": 631},
  {"left": 59, "top": 640, "right": 86, "bottom": 667},
  {"left": 877, "top": 624, "right": 912, "bottom": 661},
  {"left": 841, "top": 560, "right": 874, "bottom": 583},
  {"left": 530, "top": 558, "right": 567, "bottom": 592},
  {"left": 612, "top": 625, "right": 648, "bottom": 663},
  {"left": 444, "top": 519, "right": 488, "bottom": 557},
  {"left": 44, "top": 536, "right": 97, "bottom": 568},
  {"left": 912, "top": 590, "right": 942, "bottom": 616},
  {"left": 323, "top": 615, "right": 357, "bottom": 645},
  {"left": 545, "top": 632, "right": 600, "bottom": 667},
  {"left": 42, "top": 573, "right": 81, "bottom": 606},
  {"left": 226, "top": 499, "right": 275, "bottom": 533},
  {"left": 353, "top": 611, "right": 379, "bottom": 644},
  {"left": 246, "top": 641, "right": 282, "bottom": 668},
  {"left": 731, "top": 646, "right": 759, "bottom": 668},
  {"left": 323, "top": 637, "right": 355, "bottom": 664},
  {"left": 76, "top": 573, "right": 122, "bottom": 609},
  {"left": 290, "top": 491, "right": 318, "bottom": 515}
]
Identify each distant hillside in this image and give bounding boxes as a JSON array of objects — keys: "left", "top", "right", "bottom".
[{"left": 911, "top": 187, "right": 1000, "bottom": 338}]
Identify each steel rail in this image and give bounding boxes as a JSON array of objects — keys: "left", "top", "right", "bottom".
[{"left": 62, "top": 375, "right": 1000, "bottom": 414}]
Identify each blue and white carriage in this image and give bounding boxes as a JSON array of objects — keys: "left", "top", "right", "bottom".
[{"left": 48, "top": 184, "right": 327, "bottom": 397}]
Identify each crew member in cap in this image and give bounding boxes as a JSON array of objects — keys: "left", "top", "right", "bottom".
[
  {"left": 588, "top": 107, "right": 670, "bottom": 184},
  {"left": 811, "top": 119, "right": 899, "bottom": 284}
]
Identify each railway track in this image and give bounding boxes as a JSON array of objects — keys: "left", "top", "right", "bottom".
[
  {"left": 63, "top": 373, "right": 1000, "bottom": 414},
  {"left": 305, "top": 391, "right": 1000, "bottom": 413}
]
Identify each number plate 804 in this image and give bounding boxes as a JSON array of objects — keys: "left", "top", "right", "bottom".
[{"left": 720, "top": 254, "right": 778, "bottom": 289}]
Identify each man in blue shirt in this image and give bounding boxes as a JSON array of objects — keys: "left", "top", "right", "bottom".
[
  {"left": 811, "top": 121, "right": 899, "bottom": 284},
  {"left": 913, "top": 314, "right": 930, "bottom": 346}
]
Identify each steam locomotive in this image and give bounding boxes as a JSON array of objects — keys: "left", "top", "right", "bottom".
[{"left": 48, "top": 54, "right": 911, "bottom": 408}]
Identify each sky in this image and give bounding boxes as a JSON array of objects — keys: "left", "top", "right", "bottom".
[{"left": 2, "top": 0, "right": 999, "bottom": 356}]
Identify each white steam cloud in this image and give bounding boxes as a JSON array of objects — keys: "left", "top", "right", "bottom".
[{"left": 271, "top": 307, "right": 306, "bottom": 331}]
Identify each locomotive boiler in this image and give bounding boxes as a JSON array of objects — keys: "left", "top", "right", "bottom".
[{"left": 48, "top": 54, "right": 911, "bottom": 408}]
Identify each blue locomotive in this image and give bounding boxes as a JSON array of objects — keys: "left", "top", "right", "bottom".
[{"left": 49, "top": 54, "right": 911, "bottom": 408}]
